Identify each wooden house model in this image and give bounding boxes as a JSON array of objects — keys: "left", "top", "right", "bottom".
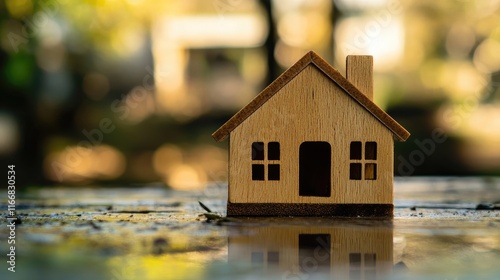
[{"left": 212, "top": 51, "right": 410, "bottom": 217}]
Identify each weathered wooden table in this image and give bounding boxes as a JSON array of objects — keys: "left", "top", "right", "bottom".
[{"left": 1, "top": 177, "right": 499, "bottom": 279}]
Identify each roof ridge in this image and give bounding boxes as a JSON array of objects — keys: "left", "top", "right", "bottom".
[{"left": 212, "top": 51, "right": 410, "bottom": 142}]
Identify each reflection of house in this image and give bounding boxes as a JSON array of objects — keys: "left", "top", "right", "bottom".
[
  {"left": 213, "top": 51, "right": 410, "bottom": 217},
  {"left": 228, "top": 223, "right": 393, "bottom": 279}
]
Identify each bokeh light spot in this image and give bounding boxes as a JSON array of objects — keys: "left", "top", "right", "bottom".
[{"left": 0, "top": 113, "right": 20, "bottom": 155}]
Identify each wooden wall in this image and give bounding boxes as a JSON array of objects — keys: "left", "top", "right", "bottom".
[{"left": 229, "top": 65, "right": 394, "bottom": 204}]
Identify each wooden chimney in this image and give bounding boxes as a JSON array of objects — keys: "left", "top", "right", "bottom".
[{"left": 346, "top": 55, "right": 373, "bottom": 101}]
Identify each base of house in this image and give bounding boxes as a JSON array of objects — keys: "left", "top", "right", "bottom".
[{"left": 226, "top": 202, "right": 393, "bottom": 217}]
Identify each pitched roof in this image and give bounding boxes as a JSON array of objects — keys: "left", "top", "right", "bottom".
[{"left": 212, "top": 51, "right": 410, "bottom": 142}]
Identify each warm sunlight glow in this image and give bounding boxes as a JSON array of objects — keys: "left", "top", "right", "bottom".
[
  {"left": 121, "top": 87, "right": 156, "bottom": 124},
  {"left": 44, "top": 145, "right": 126, "bottom": 183},
  {"left": 167, "top": 164, "right": 206, "bottom": 190},
  {"left": 153, "top": 144, "right": 227, "bottom": 190},
  {"left": 153, "top": 144, "right": 184, "bottom": 176},
  {"left": 473, "top": 39, "right": 500, "bottom": 73},
  {"left": 154, "top": 15, "right": 267, "bottom": 49},
  {"left": 151, "top": 5, "right": 267, "bottom": 120},
  {"left": 335, "top": 15, "right": 404, "bottom": 71},
  {"left": 277, "top": 12, "right": 330, "bottom": 48}
]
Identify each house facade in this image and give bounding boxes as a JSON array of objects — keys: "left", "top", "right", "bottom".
[{"left": 213, "top": 52, "right": 409, "bottom": 216}]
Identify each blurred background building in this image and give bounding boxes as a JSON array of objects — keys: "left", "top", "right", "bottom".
[{"left": 1, "top": 0, "right": 500, "bottom": 189}]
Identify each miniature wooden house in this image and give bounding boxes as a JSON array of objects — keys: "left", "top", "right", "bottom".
[{"left": 212, "top": 51, "right": 410, "bottom": 217}]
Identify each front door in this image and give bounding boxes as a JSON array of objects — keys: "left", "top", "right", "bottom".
[{"left": 299, "top": 142, "right": 331, "bottom": 197}]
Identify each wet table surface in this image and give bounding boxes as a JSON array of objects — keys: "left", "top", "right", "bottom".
[{"left": 1, "top": 177, "right": 499, "bottom": 280}]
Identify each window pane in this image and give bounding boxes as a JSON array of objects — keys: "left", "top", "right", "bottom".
[
  {"left": 268, "top": 142, "right": 280, "bottom": 160},
  {"left": 268, "top": 164, "right": 280, "bottom": 180},
  {"left": 350, "top": 141, "right": 362, "bottom": 159},
  {"left": 252, "top": 164, "right": 265, "bottom": 180},
  {"left": 349, "top": 253, "right": 361, "bottom": 268},
  {"left": 349, "top": 253, "right": 361, "bottom": 279},
  {"left": 365, "top": 163, "right": 376, "bottom": 180},
  {"left": 349, "top": 163, "right": 362, "bottom": 180},
  {"left": 365, "top": 142, "right": 377, "bottom": 160},
  {"left": 252, "top": 142, "right": 264, "bottom": 160}
]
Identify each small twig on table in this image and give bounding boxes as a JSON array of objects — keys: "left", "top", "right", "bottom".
[
  {"left": 198, "top": 201, "right": 212, "bottom": 213},
  {"left": 198, "top": 201, "right": 232, "bottom": 224}
]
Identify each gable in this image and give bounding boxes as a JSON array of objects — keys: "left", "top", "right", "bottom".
[
  {"left": 232, "top": 64, "right": 395, "bottom": 142},
  {"left": 231, "top": 65, "right": 393, "bottom": 149},
  {"left": 212, "top": 51, "right": 410, "bottom": 142}
]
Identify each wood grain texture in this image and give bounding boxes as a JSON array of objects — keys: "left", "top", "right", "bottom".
[
  {"left": 346, "top": 55, "right": 373, "bottom": 101},
  {"left": 229, "top": 65, "right": 394, "bottom": 204},
  {"left": 212, "top": 51, "right": 409, "bottom": 142},
  {"left": 228, "top": 224, "right": 393, "bottom": 277}
]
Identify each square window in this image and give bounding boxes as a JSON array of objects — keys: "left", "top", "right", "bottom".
[
  {"left": 268, "top": 142, "right": 280, "bottom": 160},
  {"left": 349, "top": 253, "right": 361, "bottom": 279},
  {"left": 365, "top": 163, "right": 376, "bottom": 180},
  {"left": 349, "top": 163, "right": 362, "bottom": 180},
  {"left": 252, "top": 142, "right": 264, "bottom": 160},
  {"left": 365, "top": 142, "right": 377, "bottom": 160},
  {"left": 268, "top": 164, "right": 280, "bottom": 180},
  {"left": 350, "top": 141, "right": 362, "bottom": 159},
  {"left": 252, "top": 164, "right": 265, "bottom": 180},
  {"left": 349, "top": 253, "right": 361, "bottom": 268}
]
